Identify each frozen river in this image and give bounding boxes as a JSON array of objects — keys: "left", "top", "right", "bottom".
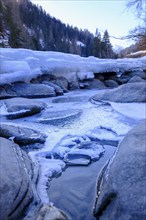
[{"left": 1, "top": 89, "right": 145, "bottom": 219}]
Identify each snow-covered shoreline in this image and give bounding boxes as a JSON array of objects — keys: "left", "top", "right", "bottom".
[{"left": 1, "top": 48, "right": 146, "bottom": 85}]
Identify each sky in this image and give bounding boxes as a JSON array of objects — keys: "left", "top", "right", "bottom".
[{"left": 31, "top": 0, "right": 140, "bottom": 49}]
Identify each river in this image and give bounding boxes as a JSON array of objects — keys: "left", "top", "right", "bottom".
[{"left": 1, "top": 89, "right": 145, "bottom": 219}]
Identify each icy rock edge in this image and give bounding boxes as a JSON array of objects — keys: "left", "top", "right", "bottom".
[
  {"left": 0, "top": 137, "right": 70, "bottom": 220},
  {"left": 94, "top": 120, "right": 146, "bottom": 220}
]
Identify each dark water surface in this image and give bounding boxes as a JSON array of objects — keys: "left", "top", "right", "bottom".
[{"left": 49, "top": 145, "right": 116, "bottom": 220}]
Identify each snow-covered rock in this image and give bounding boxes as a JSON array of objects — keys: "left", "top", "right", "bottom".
[
  {"left": 91, "top": 82, "right": 146, "bottom": 103},
  {"left": 128, "top": 75, "right": 145, "bottom": 83},
  {"left": 0, "top": 82, "right": 56, "bottom": 99},
  {"left": 2, "top": 97, "right": 46, "bottom": 119},
  {"left": 52, "top": 134, "right": 105, "bottom": 165},
  {"left": 0, "top": 48, "right": 146, "bottom": 85},
  {"left": 0, "top": 123, "right": 46, "bottom": 146}
]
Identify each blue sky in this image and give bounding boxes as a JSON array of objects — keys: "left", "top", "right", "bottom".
[{"left": 31, "top": 0, "right": 140, "bottom": 48}]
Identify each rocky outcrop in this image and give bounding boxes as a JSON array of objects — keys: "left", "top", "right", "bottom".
[
  {"left": 0, "top": 137, "right": 34, "bottom": 220},
  {"left": 0, "top": 123, "right": 46, "bottom": 146},
  {"left": 11, "top": 82, "right": 56, "bottom": 98},
  {"left": 31, "top": 73, "right": 66, "bottom": 94},
  {"left": 117, "top": 70, "right": 146, "bottom": 84},
  {"left": 87, "top": 79, "right": 107, "bottom": 89},
  {"left": 3, "top": 98, "right": 46, "bottom": 119},
  {"left": 41, "top": 81, "right": 64, "bottom": 95},
  {"left": 91, "top": 82, "right": 146, "bottom": 102},
  {"left": 0, "top": 83, "right": 56, "bottom": 99},
  {"left": 128, "top": 75, "right": 145, "bottom": 83},
  {"left": 129, "top": 70, "right": 146, "bottom": 79},
  {"left": 0, "top": 137, "right": 69, "bottom": 220},
  {"left": 52, "top": 77, "right": 69, "bottom": 92},
  {"left": 104, "top": 79, "right": 119, "bottom": 88},
  {"left": 94, "top": 121, "right": 146, "bottom": 220},
  {"left": 0, "top": 84, "right": 18, "bottom": 99}
]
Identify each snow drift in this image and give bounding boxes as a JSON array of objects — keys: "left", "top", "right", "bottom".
[{"left": 0, "top": 48, "right": 146, "bottom": 85}]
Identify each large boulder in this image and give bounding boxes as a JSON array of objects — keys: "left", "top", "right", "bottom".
[
  {"left": 31, "top": 73, "right": 57, "bottom": 83},
  {"left": 4, "top": 98, "right": 46, "bottom": 119},
  {"left": 0, "top": 123, "right": 46, "bottom": 146},
  {"left": 116, "top": 75, "right": 131, "bottom": 84},
  {"left": 30, "top": 74, "right": 64, "bottom": 95},
  {"left": 11, "top": 82, "right": 56, "bottom": 98},
  {"left": 92, "top": 82, "right": 146, "bottom": 102},
  {"left": 0, "top": 138, "right": 68, "bottom": 220},
  {"left": 104, "top": 79, "right": 119, "bottom": 88},
  {"left": 41, "top": 81, "right": 64, "bottom": 95},
  {"left": 0, "top": 83, "right": 57, "bottom": 99},
  {"left": 87, "top": 79, "right": 107, "bottom": 89},
  {"left": 128, "top": 70, "right": 146, "bottom": 79},
  {"left": 0, "top": 137, "right": 34, "bottom": 220},
  {"left": 52, "top": 77, "right": 69, "bottom": 92},
  {"left": 94, "top": 121, "right": 146, "bottom": 220},
  {"left": 0, "top": 84, "right": 17, "bottom": 99},
  {"left": 128, "top": 75, "right": 145, "bottom": 83}
]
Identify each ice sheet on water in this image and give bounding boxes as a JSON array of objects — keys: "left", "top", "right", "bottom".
[
  {"left": 86, "top": 126, "right": 122, "bottom": 141},
  {"left": 37, "top": 109, "right": 82, "bottom": 126},
  {"left": 110, "top": 102, "right": 146, "bottom": 120}
]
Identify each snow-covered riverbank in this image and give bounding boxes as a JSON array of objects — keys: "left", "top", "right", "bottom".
[{"left": 1, "top": 48, "right": 146, "bottom": 85}]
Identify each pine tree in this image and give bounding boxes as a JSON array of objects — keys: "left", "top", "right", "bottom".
[
  {"left": 102, "top": 30, "right": 114, "bottom": 58},
  {"left": 92, "top": 29, "right": 102, "bottom": 58}
]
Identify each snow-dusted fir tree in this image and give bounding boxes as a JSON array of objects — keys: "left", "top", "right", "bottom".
[
  {"left": 102, "top": 30, "right": 115, "bottom": 58},
  {"left": 92, "top": 29, "right": 102, "bottom": 58}
]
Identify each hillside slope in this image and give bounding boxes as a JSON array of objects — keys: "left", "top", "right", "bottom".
[{"left": 0, "top": 0, "right": 116, "bottom": 58}]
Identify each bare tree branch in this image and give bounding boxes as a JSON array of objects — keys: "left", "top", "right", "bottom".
[{"left": 126, "top": 0, "right": 146, "bottom": 19}]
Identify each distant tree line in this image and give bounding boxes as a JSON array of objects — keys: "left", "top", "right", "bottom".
[{"left": 0, "top": 0, "right": 117, "bottom": 58}]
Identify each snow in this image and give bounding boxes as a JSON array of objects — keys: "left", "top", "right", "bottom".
[
  {"left": 1, "top": 61, "right": 32, "bottom": 84},
  {"left": 110, "top": 102, "right": 146, "bottom": 120},
  {"left": 76, "top": 41, "right": 85, "bottom": 47},
  {"left": 0, "top": 48, "right": 146, "bottom": 205},
  {"left": 128, "top": 50, "right": 146, "bottom": 56},
  {"left": 1, "top": 61, "right": 30, "bottom": 74},
  {"left": 39, "top": 38, "right": 45, "bottom": 48},
  {"left": 35, "top": 157, "right": 65, "bottom": 203},
  {"left": 0, "top": 48, "right": 145, "bottom": 85}
]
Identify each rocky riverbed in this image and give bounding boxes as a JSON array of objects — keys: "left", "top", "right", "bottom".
[
  {"left": 1, "top": 48, "right": 146, "bottom": 220},
  {"left": 0, "top": 87, "right": 145, "bottom": 220}
]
